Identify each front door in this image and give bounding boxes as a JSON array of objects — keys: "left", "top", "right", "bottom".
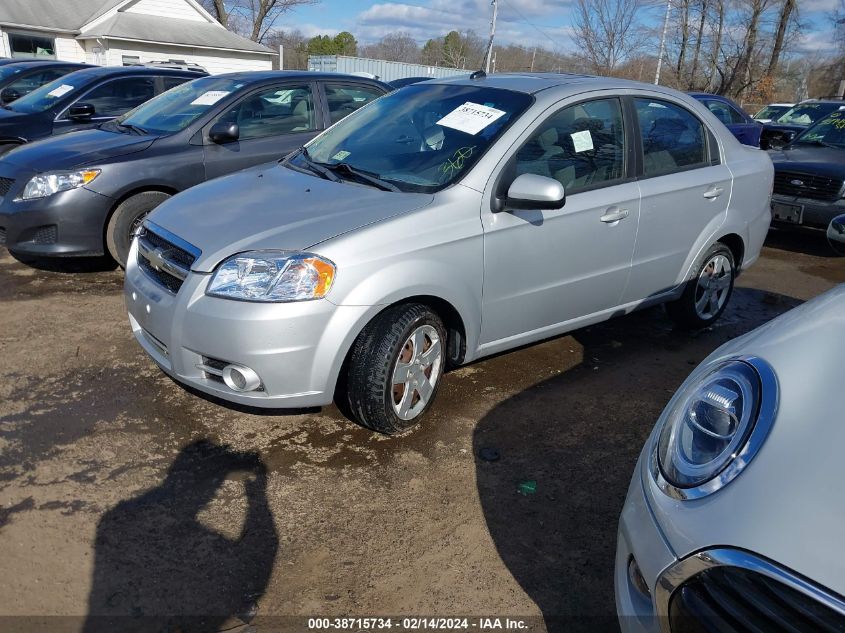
[
  {"left": 202, "top": 82, "right": 321, "bottom": 181},
  {"left": 622, "top": 97, "right": 732, "bottom": 303},
  {"left": 480, "top": 96, "right": 640, "bottom": 349}
]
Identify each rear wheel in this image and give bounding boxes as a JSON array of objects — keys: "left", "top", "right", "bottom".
[
  {"left": 346, "top": 303, "right": 446, "bottom": 434},
  {"left": 666, "top": 242, "right": 735, "bottom": 329},
  {"left": 106, "top": 191, "right": 170, "bottom": 267}
]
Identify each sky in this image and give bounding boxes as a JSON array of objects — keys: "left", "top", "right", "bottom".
[{"left": 275, "top": 0, "right": 840, "bottom": 55}]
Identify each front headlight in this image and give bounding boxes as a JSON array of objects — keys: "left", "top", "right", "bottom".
[
  {"left": 19, "top": 169, "right": 101, "bottom": 200},
  {"left": 651, "top": 356, "right": 778, "bottom": 499},
  {"left": 207, "top": 251, "right": 335, "bottom": 302}
]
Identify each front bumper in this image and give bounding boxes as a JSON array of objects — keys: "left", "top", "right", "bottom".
[
  {"left": 615, "top": 454, "right": 677, "bottom": 633},
  {"left": 0, "top": 183, "right": 114, "bottom": 257},
  {"left": 124, "top": 239, "right": 371, "bottom": 408},
  {"left": 771, "top": 194, "right": 845, "bottom": 230}
]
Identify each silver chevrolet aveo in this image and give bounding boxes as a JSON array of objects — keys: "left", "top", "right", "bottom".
[{"left": 124, "top": 73, "right": 773, "bottom": 434}]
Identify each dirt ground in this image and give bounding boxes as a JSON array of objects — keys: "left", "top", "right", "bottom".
[{"left": 0, "top": 228, "right": 842, "bottom": 633}]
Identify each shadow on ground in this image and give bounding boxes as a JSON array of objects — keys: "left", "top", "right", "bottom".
[
  {"left": 83, "top": 439, "right": 278, "bottom": 633},
  {"left": 473, "top": 287, "right": 802, "bottom": 633},
  {"left": 763, "top": 226, "right": 838, "bottom": 258}
]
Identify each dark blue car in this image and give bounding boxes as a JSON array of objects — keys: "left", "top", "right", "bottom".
[{"left": 688, "top": 92, "right": 762, "bottom": 147}]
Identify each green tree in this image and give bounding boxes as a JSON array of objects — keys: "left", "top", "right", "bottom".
[{"left": 333, "top": 31, "right": 358, "bottom": 56}]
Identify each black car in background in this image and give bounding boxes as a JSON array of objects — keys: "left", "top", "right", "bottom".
[
  {"left": 0, "top": 65, "right": 202, "bottom": 153},
  {"left": 769, "top": 109, "right": 845, "bottom": 231},
  {"left": 0, "top": 61, "right": 91, "bottom": 105},
  {"left": 761, "top": 100, "right": 845, "bottom": 149},
  {"left": 0, "top": 71, "right": 389, "bottom": 265}
]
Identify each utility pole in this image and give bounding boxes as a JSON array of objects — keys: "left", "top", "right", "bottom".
[
  {"left": 530, "top": 46, "right": 536, "bottom": 72},
  {"left": 485, "top": 0, "right": 498, "bottom": 74},
  {"left": 655, "top": 0, "right": 672, "bottom": 85}
]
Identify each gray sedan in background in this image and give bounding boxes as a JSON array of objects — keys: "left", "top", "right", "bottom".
[
  {"left": 616, "top": 284, "right": 845, "bottom": 632},
  {"left": 124, "top": 72, "right": 773, "bottom": 433}
]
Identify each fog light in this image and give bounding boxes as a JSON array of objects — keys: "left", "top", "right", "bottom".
[
  {"left": 628, "top": 556, "right": 651, "bottom": 598},
  {"left": 222, "top": 364, "right": 261, "bottom": 392}
]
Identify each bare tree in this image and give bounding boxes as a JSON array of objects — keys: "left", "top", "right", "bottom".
[
  {"left": 571, "top": 0, "right": 644, "bottom": 74},
  {"left": 675, "top": 0, "right": 691, "bottom": 77},
  {"left": 360, "top": 32, "right": 420, "bottom": 63},
  {"left": 687, "top": 0, "right": 708, "bottom": 88},
  {"left": 766, "top": 0, "right": 796, "bottom": 77},
  {"left": 200, "top": 0, "right": 318, "bottom": 43}
]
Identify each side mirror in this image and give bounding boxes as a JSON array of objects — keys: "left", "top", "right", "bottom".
[
  {"left": 209, "top": 121, "right": 239, "bottom": 144},
  {"left": 496, "top": 173, "right": 565, "bottom": 212},
  {"left": 827, "top": 214, "right": 845, "bottom": 256},
  {"left": 68, "top": 103, "right": 95, "bottom": 121},
  {"left": 0, "top": 87, "right": 21, "bottom": 104}
]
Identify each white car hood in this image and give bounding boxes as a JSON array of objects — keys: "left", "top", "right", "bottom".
[
  {"left": 644, "top": 284, "right": 845, "bottom": 595},
  {"left": 146, "top": 163, "right": 434, "bottom": 272}
]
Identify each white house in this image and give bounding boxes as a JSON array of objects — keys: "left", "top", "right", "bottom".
[{"left": 0, "top": 0, "right": 275, "bottom": 74}]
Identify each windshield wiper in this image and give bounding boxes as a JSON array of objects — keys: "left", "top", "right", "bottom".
[
  {"left": 323, "top": 162, "right": 400, "bottom": 192},
  {"left": 294, "top": 147, "right": 341, "bottom": 183},
  {"left": 117, "top": 122, "right": 148, "bottom": 135}
]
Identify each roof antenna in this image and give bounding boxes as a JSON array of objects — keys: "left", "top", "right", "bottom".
[{"left": 470, "top": 69, "right": 486, "bottom": 80}]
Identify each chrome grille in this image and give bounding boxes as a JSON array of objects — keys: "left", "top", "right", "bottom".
[
  {"left": 0, "top": 177, "right": 13, "bottom": 197},
  {"left": 136, "top": 223, "right": 199, "bottom": 294},
  {"left": 773, "top": 170, "right": 844, "bottom": 201}
]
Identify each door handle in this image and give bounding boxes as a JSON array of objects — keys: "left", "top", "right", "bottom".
[
  {"left": 703, "top": 186, "right": 724, "bottom": 199},
  {"left": 600, "top": 208, "right": 629, "bottom": 223}
]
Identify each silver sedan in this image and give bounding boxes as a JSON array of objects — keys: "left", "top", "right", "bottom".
[
  {"left": 616, "top": 284, "right": 845, "bottom": 632},
  {"left": 124, "top": 73, "right": 773, "bottom": 433}
]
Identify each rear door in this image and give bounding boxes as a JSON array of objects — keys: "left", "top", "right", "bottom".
[
  {"left": 622, "top": 96, "right": 732, "bottom": 303},
  {"left": 202, "top": 81, "right": 320, "bottom": 180}
]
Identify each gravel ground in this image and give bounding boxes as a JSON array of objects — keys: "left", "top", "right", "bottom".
[{"left": 0, "top": 227, "right": 842, "bottom": 633}]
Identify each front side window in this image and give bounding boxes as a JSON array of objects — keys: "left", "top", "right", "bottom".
[
  {"left": 77, "top": 77, "right": 156, "bottom": 118},
  {"left": 325, "top": 83, "right": 385, "bottom": 124},
  {"left": 296, "top": 84, "right": 533, "bottom": 193},
  {"left": 9, "top": 33, "right": 55, "bottom": 59},
  {"left": 214, "top": 83, "right": 317, "bottom": 141},
  {"left": 512, "top": 98, "right": 625, "bottom": 194},
  {"left": 635, "top": 98, "right": 707, "bottom": 177}
]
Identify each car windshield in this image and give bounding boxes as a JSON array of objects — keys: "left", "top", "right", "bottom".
[
  {"left": 0, "top": 65, "right": 28, "bottom": 82},
  {"left": 753, "top": 105, "right": 788, "bottom": 120},
  {"left": 774, "top": 102, "right": 843, "bottom": 127},
  {"left": 106, "top": 76, "right": 243, "bottom": 135},
  {"left": 291, "top": 83, "right": 533, "bottom": 193},
  {"left": 5, "top": 71, "right": 93, "bottom": 113},
  {"left": 793, "top": 111, "right": 845, "bottom": 148}
]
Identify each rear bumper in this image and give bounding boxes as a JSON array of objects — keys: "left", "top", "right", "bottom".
[{"left": 771, "top": 194, "right": 845, "bottom": 230}]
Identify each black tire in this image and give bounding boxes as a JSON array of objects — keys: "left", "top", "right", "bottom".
[
  {"left": 106, "top": 191, "right": 170, "bottom": 267},
  {"left": 346, "top": 303, "right": 446, "bottom": 434},
  {"left": 666, "top": 242, "right": 735, "bottom": 329}
]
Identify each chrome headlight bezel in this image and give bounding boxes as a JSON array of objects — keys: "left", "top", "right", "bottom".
[
  {"left": 649, "top": 355, "right": 778, "bottom": 500},
  {"left": 206, "top": 250, "right": 336, "bottom": 303},
  {"left": 17, "top": 169, "right": 101, "bottom": 201}
]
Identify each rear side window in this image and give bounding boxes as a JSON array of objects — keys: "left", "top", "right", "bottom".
[
  {"left": 634, "top": 98, "right": 707, "bottom": 177},
  {"left": 513, "top": 97, "right": 626, "bottom": 194},
  {"left": 324, "top": 83, "right": 384, "bottom": 124},
  {"left": 80, "top": 77, "right": 156, "bottom": 118},
  {"left": 162, "top": 76, "right": 190, "bottom": 91}
]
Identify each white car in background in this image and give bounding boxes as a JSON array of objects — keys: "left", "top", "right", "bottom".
[
  {"left": 616, "top": 284, "right": 845, "bottom": 632},
  {"left": 752, "top": 102, "right": 794, "bottom": 123}
]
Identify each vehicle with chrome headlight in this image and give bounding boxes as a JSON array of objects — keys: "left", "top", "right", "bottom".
[
  {"left": 616, "top": 285, "right": 845, "bottom": 632},
  {"left": 124, "top": 72, "right": 772, "bottom": 434}
]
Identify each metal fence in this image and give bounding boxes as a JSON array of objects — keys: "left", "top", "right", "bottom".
[{"left": 307, "top": 55, "right": 468, "bottom": 82}]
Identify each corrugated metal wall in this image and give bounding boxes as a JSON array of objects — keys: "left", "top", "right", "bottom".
[{"left": 308, "top": 55, "right": 467, "bottom": 82}]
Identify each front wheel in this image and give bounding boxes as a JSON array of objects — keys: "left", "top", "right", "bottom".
[
  {"left": 346, "top": 303, "right": 446, "bottom": 434},
  {"left": 666, "top": 242, "right": 735, "bottom": 329},
  {"left": 106, "top": 191, "right": 171, "bottom": 267}
]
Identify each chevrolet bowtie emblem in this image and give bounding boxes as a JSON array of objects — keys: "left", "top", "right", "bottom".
[{"left": 147, "top": 247, "right": 170, "bottom": 270}]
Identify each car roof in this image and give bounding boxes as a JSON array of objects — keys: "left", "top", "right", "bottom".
[
  {"left": 424, "top": 71, "right": 665, "bottom": 95},
  {"left": 61, "top": 65, "right": 203, "bottom": 80},
  {"left": 1, "top": 60, "right": 91, "bottom": 70},
  {"left": 212, "top": 70, "right": 388, "bottom": 86},
  {"left": 766, "top": 103, "right": 794, "bottom": 107}
]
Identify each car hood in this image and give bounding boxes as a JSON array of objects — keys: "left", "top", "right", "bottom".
[
  {"left": 769, "top": 145, "right": 845, "bottom": 179},
  {"left": 0, "top": 128, "right": 157, "bottom": 171},
  {"left": 147, "top": 163, "right": 434, "bottom": 272},
  {"left": 643, "top": 285, "right": 845, "bottom": 596},
  {"left": 762, "top": 123, "right": 804, "bottom": 134}
]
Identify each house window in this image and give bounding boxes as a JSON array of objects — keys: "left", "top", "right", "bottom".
[
  {"left": 9, "top": 33, "right": 56, "bottom": 58},
  {"left": 122, "top": 55, "right": 141, "bottom": 66}
]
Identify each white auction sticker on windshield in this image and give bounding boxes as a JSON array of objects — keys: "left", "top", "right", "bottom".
[
  {"left": 437, "top": 102, "right": 506, "bottom": 135},
  {"left": 571, "top": 130, "right": 594, "bottom": 153},
  {"left": 190, "top": 90, "right": 230, "bottom": 106},
  {"left": 47, "top": 84, "right": 74, "bottom": 98}
]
